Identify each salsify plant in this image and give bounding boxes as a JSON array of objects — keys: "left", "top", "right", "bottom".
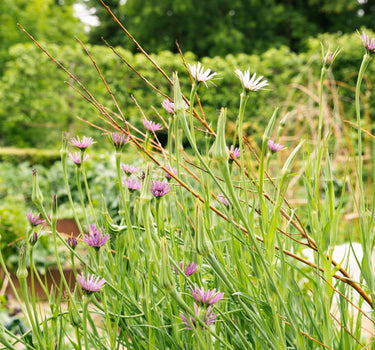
[{"left": 2, "top": 5, "right": 375, "bottom": 348}]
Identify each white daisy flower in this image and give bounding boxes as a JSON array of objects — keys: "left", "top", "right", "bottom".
[
  {"left": 235, "top": 69, "right": 268, "bottom": 91},
  {"left": 188, "top": 62, "right": 217, "bottom": 86}
]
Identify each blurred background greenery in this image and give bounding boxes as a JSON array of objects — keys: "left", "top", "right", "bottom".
[{"left": 1, "top": 0, "right": 374, "bottom": 152}]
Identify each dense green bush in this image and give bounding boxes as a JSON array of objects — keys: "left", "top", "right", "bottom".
[
  {"left": 0, "top": 148, "right": 60, "bottom": 166},
  {"left": 0, "top": 195, "right": 28, "bottom": 267},
  {"left": 1, "top": 29, "right": 375, "bottom": 150}
]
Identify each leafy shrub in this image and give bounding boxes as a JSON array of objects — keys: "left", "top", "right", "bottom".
[
  {"left": 2, "top": 29, "right": 375, "bottom": 150},
  {"left": 0, "top": 195, "right": 28, "bottom": 268}
]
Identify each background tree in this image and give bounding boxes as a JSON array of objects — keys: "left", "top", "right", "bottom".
[
  {"left": 0, "top": 0, "right": 85, "bottom": 74},
  {"left": 86, "top": 0, "right": 374, "bottom": 57}
]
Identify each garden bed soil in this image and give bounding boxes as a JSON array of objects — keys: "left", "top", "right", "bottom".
[
  {"left": 3, "top": 218, "right": 81, "bottom": 300},
  {"left": 5, "top": 268, "right": 76, "bottom": 300}
]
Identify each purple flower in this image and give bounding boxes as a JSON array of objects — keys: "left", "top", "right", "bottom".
[
  {"left": 217, "top": 194, "right": 230, "bottom": 207},
  {"left": 180, "top": 303, "right": 218, "bottom": 329},
  {"left": 26, "top": 211, "right": 45, "bottom": 227},
  {"left": 71, "top": 136, "right": 95, "bottom": 150},
  {"left": 121, "top": 164, "right": 140, "bottom": 176},
  {"left": 235, "top": 69, "right": 268, "bottom": 92},
  {"left": 143, "top": 119, "right": 161, "bottom": 132},
  {"left": 228, "top": 145, "right": 240, "bottom": 160},
  {"left": 323, "top": 51, "right": 333, "bottom": 68},
  {"left": 111, "top": 132, "right": 129, "bottom": 150},
  {"left": 67, "top": 236, "right": 78, "bottom": 250},
  {"left": 83, "top": 225, "right": 109, "bottom": 248},
  {"left": 188, "top": 62, "right": 217, "bottom": 86},
  {"left": 191, "top": 284, "right": 224, "bottom": 306},
  {"left": 267, "top": 140, "right": 285, "bottom": 153},
  {"left": 123, "top": 177, "right": 142, "bottom": 191},
  {"left": 162, "top": 99, "right": 189, "bottom": 114},
  {"left": 69, "top": 152, "right": 89, "bottom": 165},
  {"left": 77, "top": 272, "right": 105, "bottom": 295},
  {"left": 162, "top": 99, "right": 175, "bottom": 114},
  {"left": 150, "top": 179, "right": 171, "bottom": 197},
  {"left": 173, "top": 261, "right": 199, "bottom": 276},
  {"left": 164, "top": 167, "right": 177, "bottom": 180},
  {"left": 361, "top": 31, "right": 375, "bottom": 55}
]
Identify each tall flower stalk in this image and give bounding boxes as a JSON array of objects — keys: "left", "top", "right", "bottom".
[{"left": 355, "top": 32, "right": 375, "bottom": 310}]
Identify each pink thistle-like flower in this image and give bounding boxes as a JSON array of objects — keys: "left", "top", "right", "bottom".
[
  {"left": 143, "top": 119, "right": 161, "bottom": 132},
  {"left": 150, "top": 179, "right": 171, "bottom": 197},
  {"left": 188, "top": 62, "right": 217, "bottom": 86},
  {"left": 111, "top": 133, "right": 129, "bottom": 150},
  {"left": 235, "top": 69, "right": 268, "bottom": 92},
  {"left": 217, "top": 194, "right": 230, "bottom": 207},
  {"left": 162, "top": 99, "right": 189, "bottom": 114},
  {"left": 191, "top": 284, "right": 224, "bottom": 306},
  {"left": 164, "top": 167, "right": 177, "bottom": 180},
  {"left": 173, "top": 261, "right": 199, "bottom": 276},
  {"left": 162, "top": 99, "right": 175, "bottom": 114},
  {"left": 180, "top": 303, "right": 218, "bottom": 329},
  {"left": 77, "top": 272, "right": 105, "bottom": 295},
  {"left": 123, "top": 177, "right": 142, "bottom": 191},
  {"left": 71, "top": 136, "right": 95, "bottom": 150},
  {"left": 121, "top": 164, "right": 140, "bottom": 176},
  {"left": 361, "top": 31, "right": 375, "bottom": 55},
  {"left": 26, "top": 211, "right": 45, "bottom": 227},
  {"left": 267, "top": 140, "right": 285, "bottom": 153},
  {"left": 69, "top": 152, "right": 89, "bottom": 165},
  {"left": 228, "top": 145, "right": 240, "bottom": 160},
  {"left": 83, "top": 225, "right": 109, "bottom": 248}
]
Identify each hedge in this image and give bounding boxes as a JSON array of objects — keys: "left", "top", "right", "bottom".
[{"left": 1, "top": 29, "right": 374, "bottom": 149}]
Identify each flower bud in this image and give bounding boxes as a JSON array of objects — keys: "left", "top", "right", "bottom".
[
  {"left": 323, "top": 51, "right": 333, "bottom": 69},
  {"left": 262, "top": 108, "right": 278, "bottom": 143},
  {"left": 68, "top": 290, "right": 82, "bottom": 328},
  {"left": 31, "top": 169, "right": 44, "bottom": 205},
  {"left": 67, "top": 236, "right": 78, "bottom": 250},
  {"left": 211, "top": 108, "right": 229, "bottom": 163},
  {"left": 60, "top": 131, "right": 69, "bottom": 156},
  {"left": 29, "top": 231, "right": 38, "bottom": 246},
  {"left": 195, "top": 200, "right": 211, "bottom": 257},
  {"left": 282, "top": 141, "right": 304, "bottom": 175},
  {"left": 140, "top": 163, "right": 153, "bottom": 204},
  {"left": 52, "top": 194, "right": 57, "bottom": 216},
  {"left": 173, "top": 72, "right": 185, "bottom": 119},
  {"left": 16, "top": 245, "right": 28, "bottom": 280},
  {"left": 159, "top": 237, "right": 175, "bottom": 292}
]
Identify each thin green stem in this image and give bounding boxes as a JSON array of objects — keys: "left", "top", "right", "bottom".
[
  {"left": 19, "top": 278, "right": 44, "bottom": 350},
  {"left": 82, "top": 296, "right": 90, "bottom": 350},
  {"left": 61, "top": 154, "right": 84, "bottom": 234},
  {"left": 76, "top": 167, "right": 89, "bottom": 228},
  {"left": 355, "top": 54, "right": 372, "bottom": 215},
  {"left": 29, "top": 249, "right": 41, "bottom": 331},
  {"left": 81, "top": 152, "right": 98, "bottom": 226},
  {"left": 188, "top": 83, "right": 198, "bottom": 144}
]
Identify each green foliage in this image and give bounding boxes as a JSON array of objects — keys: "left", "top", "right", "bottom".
[
  {"left": 0, "top": 0, "right": 85, "bottom": 74},
  {"left": 86, "top": 0, "right": 373, "bottom": 56},
  {"left": 0, "top": 195, "right": 28, "bottom": 267},
  {"left": 0, "top": 148, "right": 60, "bottom": 166},
  {"left": 2, "top": 29, "right": 375, "bottom": 150}
]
